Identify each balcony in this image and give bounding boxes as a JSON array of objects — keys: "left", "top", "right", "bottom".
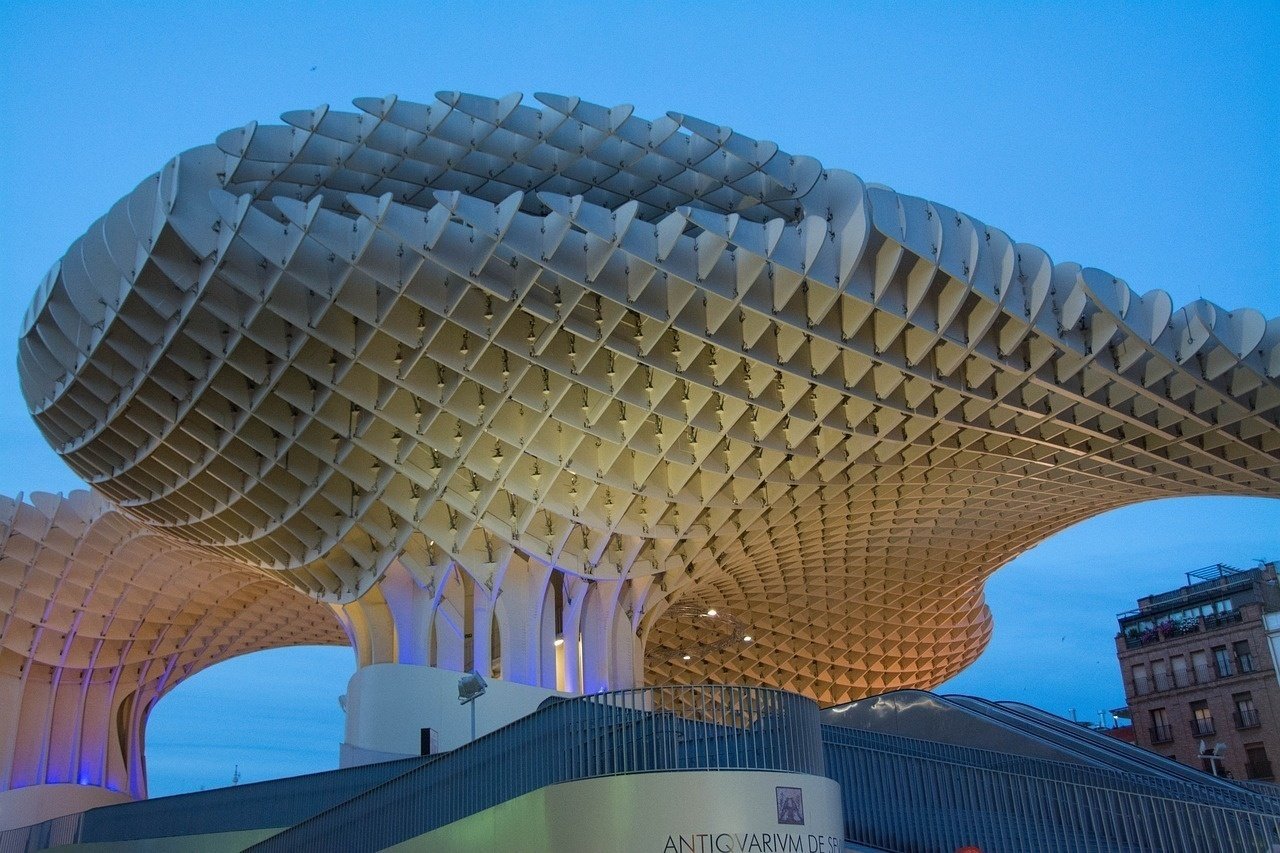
[
  {"left": 1246, "top": 759, "right": 1274, "bottom": 780},
  {"left": 1149, "top": 724, "right": 1174, "bottom": 744},
  {"left": 1132, "top": 665, "right": 1228, "bottom": 697},
  {"left": 1120, "top": 610, "right": 1244, "bottom": 649},
  {"left": 1235, "top": 708, "right": 1262, "bottom": 729},
  {"left": 1191, "top": 718, "right": 1216, "bottom": 737},
  {"left": 1205, "top": 610, "right": 1244, "bottom": 630}
]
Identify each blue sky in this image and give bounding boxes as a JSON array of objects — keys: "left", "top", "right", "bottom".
[{"left": 1, "top": 1, "right": 1277, "bottom": 795}]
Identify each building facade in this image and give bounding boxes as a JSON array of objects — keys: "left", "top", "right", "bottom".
[{"left": 1118, "top": 562, "right": 1280, "bottom": 781}]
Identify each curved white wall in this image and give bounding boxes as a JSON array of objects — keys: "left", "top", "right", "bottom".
[
  {"left": 0, "top": 783, "right": 132, "bottom": 832},
  {"left": 341, "top": 663, "right": 568, "bottom": 762},
  {"left": 390, "top": 770, "right": 844, "bottom": 853}
]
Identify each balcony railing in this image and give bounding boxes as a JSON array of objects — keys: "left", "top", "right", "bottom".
[
  {"left": 1191, "top": 718, "right": 1217, "bottom": 737},
  {"left": 1235, "top": 709, "right": 1262, "bottom": 729},
  {"left": 1120, "top": 610, "right": 1244, "bottom": 649},
  {"left": 1150, "top": 724, "right": 1175, "bottom": 744},
  {"left": 1131, "top": 662, "right": 1261, "bottom": 698},
  {"left": 1247, "top": 759, "right": 1275, "bottom": 781},
  {"left": 1206, "top": 610, "right": 1245, "bottom": 630}
]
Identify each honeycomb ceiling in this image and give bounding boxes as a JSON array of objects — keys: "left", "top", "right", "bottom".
[{"left": 13, "top": 92, "right": 1280, "bottom": 705}]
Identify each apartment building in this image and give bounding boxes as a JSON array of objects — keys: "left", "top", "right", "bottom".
[{"left": 1117, "top": 562, "right": 1280, "bottom": 781}]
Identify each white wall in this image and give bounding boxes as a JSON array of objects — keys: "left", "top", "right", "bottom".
[
  {"left": 0, "top": 783, "right": 132, "bottom": 832},
  {"left": 387, "top": 770, "right": 845, "bottom": 853},
  {"left": 341, "top": 663, "right": 570, "bottom": 762},
  {"left": 1265, "top": 613, "right": 1280, "bottom": 690}
]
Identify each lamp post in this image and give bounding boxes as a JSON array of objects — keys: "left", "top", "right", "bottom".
[{"left": 457, "top": 671, "right": 488, "bottom": 743}]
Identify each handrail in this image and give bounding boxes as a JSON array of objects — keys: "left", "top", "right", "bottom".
[
  {"left": 247, "top": 684, "right": 822, "bottom": 852},
  {"left": 0, "top": 755, "right": 432, "bottom": 851},
  {"left": 821, "top": 724, "right": 1280, "bottom": 815},
  {"left": 825, "top": 736, "right": 1280, "bottom": 852}
]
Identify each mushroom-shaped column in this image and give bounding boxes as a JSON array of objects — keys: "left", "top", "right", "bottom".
[{"left": 0, "top": 491, "right": 346, "bottom": 827}]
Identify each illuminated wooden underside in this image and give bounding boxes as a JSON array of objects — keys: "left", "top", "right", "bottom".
[
  {"left": 0, "top": 491, "right": 345, "bottom": 798},
  {"left": 15, "top": 92, "right": 1280, "bottom": 707}
]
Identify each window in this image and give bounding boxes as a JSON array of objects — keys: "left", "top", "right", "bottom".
[
  {"left": 1149, "top": 708, "right": 1173, "bottom": 743},
  {"left": 1171, "top": 655, "right": 1190, "bottom": 688},
  {"left": 1213, "top": 646, "right": 1233, "bottom": 678},
  {"left": 1246, "top": 743, "right": 1274, "bottom": 780},
  {"left": 1131, "top": 663, "right": 1151, "bottom": 696},
  {"left": 1191, "top": 701, "right": 1215, "bottom": 737},
  {"left": 1192, "top": 649, "right": 1213, "bottom": 683},
  {"left": 1234, "top": 693, "right": 1260, "bottom": 729},
  {"left": 1234, "top": 640, "right": 1255, "bottom": 674},
  {"left": 1152, "top": 659, "right": 1171, "bottom": 691}
]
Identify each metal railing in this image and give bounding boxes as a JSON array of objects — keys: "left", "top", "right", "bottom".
[
  {"left": 821, "top": 724, "right": 1280, "bottom": 816},
  {"left": 825, "top": 733, "right": 1280, "bottom": 852},
  {"left": 10, "top": 684, "right": 1280, "bottom": 853},
  {"left": 248, "top": 684, "right": 821, "bottom": 852},
  {"left": 1120, "top": 609, "right": 1246, "bottom": 649},
  {"left": 1206, "top": 610, "right": 1245, "bottom": 629},
  {"left": 1133, "top": 661, "right": 1262, "bottom": 697},
  {"left": 1150, "top": 724, "right": 1174, "bottom": 744},
  {"left": 1236, "top": 708, "right": 1263, "bottom": 729},
  {"left": 0, "top": 755, "right": 431, "bottom": 852},
  {"left": 1249, "top": 760, "right": 1276, "bottom": 781},
  {"left": 1192, "top": 718, "right": 1217, "bottom": 737},
  {"left": 0, "top": 812, "right": 80, "bottom": 853}
]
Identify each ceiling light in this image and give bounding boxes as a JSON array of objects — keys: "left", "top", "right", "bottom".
[
  {"left": 553, "top": 637, "right": 564, "bottom": 647},
  {"left": 682, "top": 654, "right": 692, "bottom": 661},
  {"left": 706, "top": 608, "right": 718, "bottom": 617},
  {"left": 743, "top": 635, "right": 753, "bottom": 643}
]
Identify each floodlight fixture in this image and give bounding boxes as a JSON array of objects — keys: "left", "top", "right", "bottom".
[
  {"left": 458, "top": 670, "right": 488, "bottom": 743},
  {"left": 458, "top": 671, "right": 488, "bottom": 704}
]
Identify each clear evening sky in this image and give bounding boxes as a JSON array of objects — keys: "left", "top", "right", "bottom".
[{"left": 1, "top": 1, "right": 1276, "bottom": 795}]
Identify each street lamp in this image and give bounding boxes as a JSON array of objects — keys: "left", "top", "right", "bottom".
[
  {"left": 1199, "top": 740, "right": 1227, "bottom": 777},
  {"left": 458, "top": 671, "right": 488, "bottom": 743}
]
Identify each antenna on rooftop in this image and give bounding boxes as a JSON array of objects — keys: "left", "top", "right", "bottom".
[{"left": 232, "top": 764, "right": 240, "bottom": 785}]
